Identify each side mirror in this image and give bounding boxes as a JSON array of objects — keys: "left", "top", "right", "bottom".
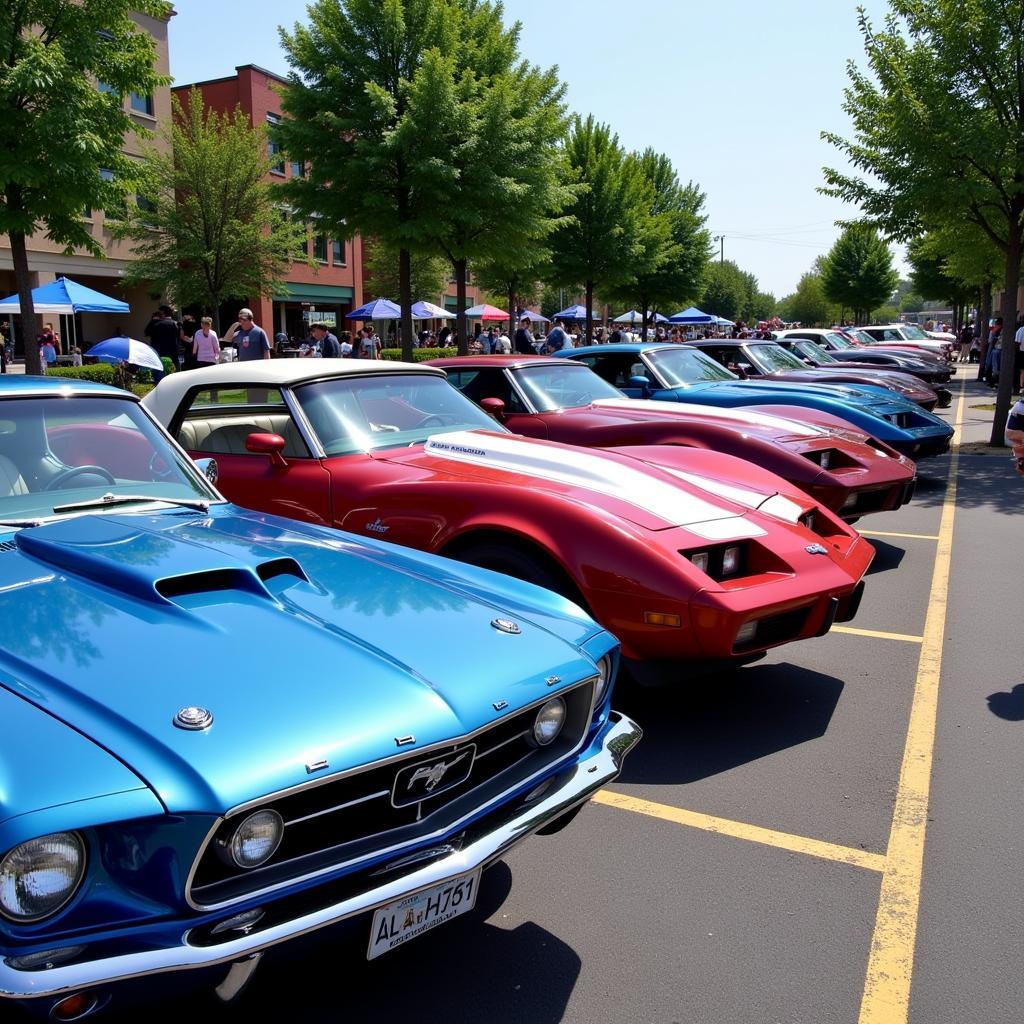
[
  {"left": 480, "top": 397, "right": 507, "bottom": 420},
  {"left": 246, "top": 432, "right": 288, "bottom": 468},
  {"left": 628, "top": 374, "right": 651, "bottom": 397},
  {"left": 193, "top": 457, "right": 219, "bottom": 486}
]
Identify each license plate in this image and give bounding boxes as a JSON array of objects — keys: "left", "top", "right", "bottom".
[{"left": 367, "top": 869, "right": 481, "bottom": 960}]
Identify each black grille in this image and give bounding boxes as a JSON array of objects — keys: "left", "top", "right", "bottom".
[
  {"left": 0, "top": 541, "right": 16, "bottom": 552},
  {"left": 886, "top": 411, "right": 913, "bottom": 428},
  {"left": 734, "top": 606, "right": 812, "bottom": 653},
  {"left": 188, "top": 679, "right": 595, "bottom": 909}
]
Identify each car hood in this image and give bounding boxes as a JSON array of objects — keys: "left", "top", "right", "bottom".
[
  {"left": 590, "top": 398, "right": 829, "bottom": 442},
  {"left": 0, "top": 508, "right": 605, "bottom": 814},
  {"left": 680, "top": 379, "right": 906, "bottom": 411},
  {"left": 384, "top": 429, "right": 752, "bottom": 533}
]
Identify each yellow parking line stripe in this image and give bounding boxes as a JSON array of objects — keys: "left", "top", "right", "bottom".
[
  {"left": 857, "top": 380, "right": 965, "bottom": 1024},
  {"left": 831, "top": 626, "right": 924, "bottom": 644},
  {"left": 593, "top": 790, "right": 886, "bottom": 873},
  {"left": 859, "top": 530, "right": 940, "bottom": 541}
]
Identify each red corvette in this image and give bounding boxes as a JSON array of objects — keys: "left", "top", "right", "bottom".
[
  {"left": 429, "top": 355, "right": 916, "bottom": 522},
  {"left": 145, "top": 362, "right": 873, "bottom": 684}
]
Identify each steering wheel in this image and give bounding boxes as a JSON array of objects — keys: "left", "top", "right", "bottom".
[
  {"left": 44, "top": 465, "right": 117, "bottom": 491},
  {"left": 415, "top": 414, "right": 451, "bottom": 429},
  {"left": 149, "top": 451, "right": 176, "bottom": 480}
]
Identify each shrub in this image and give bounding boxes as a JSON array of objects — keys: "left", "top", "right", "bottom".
[
  {"left": 380, "top": 347, "right": 457, "bottom": 362},
  {"left": 45, "top": 364, "right": 118, "bottom": 384}
]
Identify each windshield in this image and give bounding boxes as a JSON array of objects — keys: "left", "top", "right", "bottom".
[
  {"left": 824, "top": 331, "right": 854, "bottom": 349},
  {"left": 645, "top": 347, "right": 736, "bottom": 387},
  {"left": 0, "top": 395, "right": 218, "bottom": 525},
  {"left": 848, "top": 330, "right": 875, "bottom": 347},
  {"left": 296, "top": 373, "right": 503, "bottom": 455},
  {"left": 512, "top": 363, "right": 622, "bottom": 411},
  {"left": 901, "top": 325, "right": 929, "bottom": 340},
  {"left": 796, "top": 340, "right": 838, "bottom": 364},
  {"left": 749, "top": 344, "right": 808, "bottom": 372}
]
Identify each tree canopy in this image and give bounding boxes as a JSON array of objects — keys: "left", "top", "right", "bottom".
[
  {"left": 0, "top": 0, "right": 171, "bottom": 373},
  {"left": 364, "top": 240, "right": 448, "bottom": 305},
  {"left": 115, "top": 89, "right": 302, "bottom": 330},
  {"left": 821, "top": 0, "right": 1024, "bottom": 439},
  {"left": 820, "top": 224, "right": 899, "bottom": 323}
]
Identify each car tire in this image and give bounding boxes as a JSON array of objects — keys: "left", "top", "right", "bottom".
[{"left": 455, "top": 542, "right": 585, "bottom": 608}]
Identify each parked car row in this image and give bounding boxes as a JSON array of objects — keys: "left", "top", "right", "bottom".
[{"left": 0, "top": 342, "right": 952, "bottom": 1018}]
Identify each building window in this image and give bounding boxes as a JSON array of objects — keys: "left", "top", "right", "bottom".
[
  {"left": 266, "top": 113, "right": 285, "bottom": 175},
  {"left": 331, "top": 239, "right": 345, "bottom": 265},
  {"left": 290, "top": 160, "right": 305, "bottom": 179},
  {"left": 98, "top": 81, "right": 117, "bottom": 96},
  {"left": 129, "top": 92, "right": 154, "bottom": 116},
  {"left": 313, "top": 232, "right": 328, "bottom": 263},
  {"left": 99, "top": 168, "right": 125, "bottom": 221}
]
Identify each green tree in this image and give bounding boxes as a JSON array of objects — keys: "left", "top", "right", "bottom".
[
  {"left": 278, "top": 0, "right": 456, "bottom": 360},
  {"left": 420, "top": 2, "right": 573, "bottom": 354},
  {"left": 604, "top": 151, "right": 711, "bottom": 336},
  {"left": 0, "top": 0, "right": 171, "bottom": 374},
  {"left": 821, "top": 0, "right": 1024, "bottom": 441},
  {"left": 549, "top": 116, "right": 660, "bottom": 344},
  {"left": 700, "top": 259, "right": 748, "bottom": 321},
  {"left": 777, "top": 261, "right": 840, "bottom": 326},
  {"left": 898, "top": 290, "right": 925, "bottom": 314},
  {"left": 363, "top": 239, "right": 449, "bottom": 305},
  {"left": 471, "top": 250, "right": 545, "bottom": 332},
  {"left": 115, "top": 89, "right": 302, "bottom": 331},
  {"left": 820, "top": 224, "right": 899, "bottom": 324}
]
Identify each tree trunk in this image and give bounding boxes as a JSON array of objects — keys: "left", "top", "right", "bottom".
[
  {"left": 454, "top": 258, "right": 468, "bottom": 357},
  {"left": 399, "top": 248, "right": 414, "bottom": 362},
  {"left": 10, "top": 232, "right": 41, "bottom": 376},
  {"left": 584, "top": 280, "right": 594, "bottom": 345},
  {"left": 507, "top": 284, "right": 516, "bottom": 334},
  {"left": 977, "top": 284, "right": 992, "bottom": 381},
  {"left": 990, "top": 221, "right": 1022, "bottom": 445}
]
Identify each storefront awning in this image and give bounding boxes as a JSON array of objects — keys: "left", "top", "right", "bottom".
[{"left": 274, "top": 284, "right": 354, "bottom": 303}]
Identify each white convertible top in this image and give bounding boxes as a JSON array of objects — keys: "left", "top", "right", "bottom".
[{"left": 142, "top": 358, "right": 440, "bottom": 422}]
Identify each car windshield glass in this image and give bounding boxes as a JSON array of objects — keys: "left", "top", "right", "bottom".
[
  {"left": 797, "top": 340, "right": 838, "bottom": 363},
  {"left": 295, "top": 374, "right": 504, "bottom": 455},
  {"left": 901, "top": 325, "right": 929, "bottom": 340},
  {"left": 645, "top": 347, "right": 736, "bottom": 386},
  {"left": 512, "top": 363, "right": 622, "bottom": 411},
  {"left": 825, "top": 332, "right": 854, "bottom": 349},
  {"left": 750, "top": 344, "right": 807, "bottom": 371},
  {"left": 0, "top": 395, "right": 218, "bottom": 524}
]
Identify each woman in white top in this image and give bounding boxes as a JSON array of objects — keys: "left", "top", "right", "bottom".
[{"left": 192, "top": 317, "right": 220, "bottom": 367}]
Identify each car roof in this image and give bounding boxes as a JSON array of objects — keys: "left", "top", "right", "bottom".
[
  {"left": 565, "top": 343, "right": 675, "bottom": 355},
  {"left": 0, "top": 376, "right": 133, "bottom": 400},
  {"left": 428, "top": 355, "right": 568, "bottom": 370},
  {"left": 143, "top": 358, "right": 444, "bottom": 419}
]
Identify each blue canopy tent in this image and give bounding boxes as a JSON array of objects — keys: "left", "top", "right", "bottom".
[
  {"left": 553, "top": 304, "right": 601, "bottom": 321},
  {"left": 613, "top": 309, "right": 669, "bottom": 325},
  {"left": 0, "top": 276, "right": 129, "bottom": 354},
  {"left": 714, "top": 316, "right": 735, "bottom": 327},
  {"left": 668, "top": 306, "right": 716, "bottom": 324},
  {"left": 517, "top": 310, "right": 549, "bottom": 323}
]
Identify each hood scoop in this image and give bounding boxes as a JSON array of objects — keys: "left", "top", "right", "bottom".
[{"left": 16, "top": 516, "right": 309, "bottom": 606}]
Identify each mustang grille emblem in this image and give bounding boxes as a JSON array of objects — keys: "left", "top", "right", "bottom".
[
  {"left": 393, "top": 745, "right": 477, "bottom": 806},
  {"left": 805, "top": 543, "right": 829, "bottom": 556}
]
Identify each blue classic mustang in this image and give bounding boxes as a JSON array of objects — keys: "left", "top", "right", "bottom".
[
  {"left": 561, "top": 344, "right": 954, "bottom": 459},
  {"left": 0, "top": 378, "right": 638, "bottom": 1018}
]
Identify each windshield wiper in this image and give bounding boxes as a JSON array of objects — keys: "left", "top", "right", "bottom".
[
  {"left": 52, "top": 493, "right": 211, "bottom": 514},
  {"left": 0, "top": 517, "right": 46, "bottom": 528}
]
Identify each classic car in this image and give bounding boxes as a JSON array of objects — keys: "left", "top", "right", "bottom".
[
  {"left": 429, "top": 355, "right": 916, "bottom": 522},
  {"left": 680, "top": 337, "right": 945, "bottom": 410},
  {"left": 145, "top": 361, "right": 874, "bottom": 683},
  {"left": 856, "top": 324, "right": 955, "bottom": 361},
  {"left": 0, "top": 376, "right": 639, "bottom": 1019},
  {"left": 560, "top": 343, "right": 955, "bottom": 459},
  {"left": 772, "top": 329, "right": 954, "bottom": 392}
]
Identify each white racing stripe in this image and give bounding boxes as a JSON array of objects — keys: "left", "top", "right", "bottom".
[
  {"left": 593, "top": 398, "right": 825, "bottom": 437},
  {"left": 659, "top": 469, "right": 804, "bottom": 524},
  {"left": 423, "top": 431, "right": 766, "bottom": 535}
]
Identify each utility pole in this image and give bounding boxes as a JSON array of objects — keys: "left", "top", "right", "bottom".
[{"left": 713, "top": 235, "right": 724, "bottom": 264}]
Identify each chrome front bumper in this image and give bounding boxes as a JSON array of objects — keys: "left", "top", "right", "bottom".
[{"left": 1, "top": 712, "right": 641, "bottom": 1002}]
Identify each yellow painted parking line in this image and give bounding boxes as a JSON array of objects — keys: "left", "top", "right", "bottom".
[
  {"left": 859, "top": 530, "right": 940, "bottom": 541},
  {"left": 831, "top": 626, "right": 924, "bottom": 644},
  {"left": 593, "top": 790, "right": 886, "bottom": 873},
  {"left": 857, "top": 379, "right": 965, "bottom": 1024}
]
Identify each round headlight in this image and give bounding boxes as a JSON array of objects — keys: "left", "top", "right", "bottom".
[
  {"left": 594, "top": 655, "right": 613, "bottom": 706},
  {"left": 0, "top": 832, "right": 85, "bottom": 922},
  {"left": 532, "top": 697, "right": 566, "bottom": 747},
  {"left": 229, "top": 810, "right": 284, "bottom": 869}
]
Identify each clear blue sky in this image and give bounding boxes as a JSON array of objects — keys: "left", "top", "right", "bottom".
[{"left": 168, "top": 0, "right": 902, "bottom": 300}]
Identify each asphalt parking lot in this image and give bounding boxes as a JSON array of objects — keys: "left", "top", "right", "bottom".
[{"left": 100, "top": 377, "right": 1021, "bottom": 1024}]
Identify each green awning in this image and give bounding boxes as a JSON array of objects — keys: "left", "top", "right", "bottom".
[{"left": 273, "top": 284, "right": 354, "bottom": 303}]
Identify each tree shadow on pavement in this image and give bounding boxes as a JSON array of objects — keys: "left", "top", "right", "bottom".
[
  {"left": 866, "top": 538, "right": 906, "bottom": 574},
  {"left": 915, "top": 454, "right": 1021, "bottom": 514},
  {"left": 123, "top": 862, "right": 581, "bottom": 1024},
  {"left": 986, "top": 683, "right": 1024, "bottom": 721},
  {"left": 614, "top": 663, "right": 843, "bottom": 785}
]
